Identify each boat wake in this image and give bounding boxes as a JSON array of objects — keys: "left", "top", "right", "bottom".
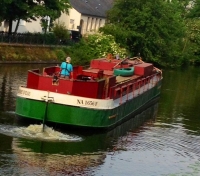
[{"left": 0, "top": 124, "right": 82, "bottom": 142}]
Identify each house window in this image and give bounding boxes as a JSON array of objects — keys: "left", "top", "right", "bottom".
[
  {"left": 99, "top": 19, "right": 102, "bottom": 28},
  {"left": 90, "top": 18, "right": 94, "bottom": 31},
  {"left": 20, "top": 20, "right": 26, "bottom": 26},
  {"left": 94, "top": 18, "right": 98, "bottom": 30},
  {"left": 86, "top": 17, "right": 90, "bottom": 31},
  {"left": 70, "top": 19, "right": 74, "bottom": 24}
]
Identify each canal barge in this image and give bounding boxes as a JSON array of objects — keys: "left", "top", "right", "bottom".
[{"left": 15, "top": 56, "right": 162, "bottom": 129}]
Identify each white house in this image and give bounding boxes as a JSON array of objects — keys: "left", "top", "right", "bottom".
[
  {"left": 0, "top": 0, "right": 113, "bottom": 35},
  {"left": 0, "top": 19, "right": 43, "bottom": 33},
  {"left": 58, "top": 0, "right": 114, "bottom": 35}
]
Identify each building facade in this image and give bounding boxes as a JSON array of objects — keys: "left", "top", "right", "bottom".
[{"left": 0, "top": 0, "right": 113, "bottom": 35}]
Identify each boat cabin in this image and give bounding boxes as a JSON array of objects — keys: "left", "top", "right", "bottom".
[{"left": 26, "top": 58, "right": 161, "bottom": 100}]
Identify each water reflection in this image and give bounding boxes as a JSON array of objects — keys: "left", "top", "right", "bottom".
[
  {"left": 5, "top": 103, "right": 158, "bottom": 176},
  {"left": 12, "top": 139, "right": 106, "bottom": 176},
  {"left": 1, "top": 64, "right": 200, "bottom": 175},
  {"left": 10, "top": 103, "right": 158, "bottom": 155},
  {"left": 158, "top": 66, "right": 200, "bottom": 134},
  {"left": 0, "top": 64, "right": 54, "bottom": 112}
]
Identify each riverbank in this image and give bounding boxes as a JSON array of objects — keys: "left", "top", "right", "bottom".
[
  {"left": 0, "top": 44, "right": 64, "bottom": 63},
  {"left": 0, "top": 60, "right": 60, "bottom": 64}
]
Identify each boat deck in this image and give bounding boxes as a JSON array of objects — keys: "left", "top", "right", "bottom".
[
  {"left": 82, "top": 68, "right": 113, "bottom": 76},
  {"left": 116, "top": 75, "right": 141, "bottom": 83}
]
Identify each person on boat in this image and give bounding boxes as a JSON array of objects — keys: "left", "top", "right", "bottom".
[
  {"left": 116, "top": 54, "right": 120, "bottom": 60},
  {"left": 60, "top": 57, "right": 73, "bottom": 79}
]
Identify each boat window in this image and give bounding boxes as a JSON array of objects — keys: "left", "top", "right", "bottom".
[
  {"left": 121, "top": 86, "right": 127, "bottom": 96},
  {"left": 128, "top": 83, "right": 133, "bottom": 92},
  {"left": 77, "top": 75, "right": 92, "bottom": 81},
  {"left": 114, "top": 88, "right": 121, "bottom": 98}
]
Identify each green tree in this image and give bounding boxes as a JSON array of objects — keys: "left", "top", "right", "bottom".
[
  {"left": 0, "top": 0, "right": 71, "bottom": 34},
  {"left": 100, "top": 0, "right": 187, "bottom": 67},
  {"left": 0, "top": 0, "right": 39, "bottom": 34},
  {"left": 182, "top": 0, "right": 200, "bottom": 64},
  {"left": 0, "top": 0, "right": 11, "bottom": 22},
  {"left": 52, "top": 22, "right": 70, "bottom": 43},
  {"left": 37, "top": 0, "right": 71, "bottom": 20},
  {"left": 184, "top": 19, "right": 200, "bottom": 64}
]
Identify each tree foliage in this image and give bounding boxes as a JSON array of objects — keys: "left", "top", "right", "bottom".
[
  {"left": 64, "top": 33, "right": 127, "bottom": 65},
  {"left": 0, "top": 0, "right": 71, "bottom": 33},
  {"left": 33, "top": 0, "right": 71, "bottom": 20},
  {"left": 53, "top": 22, "right": 70, "bottom": 42},
  {"left": 100, "top": 0, "right": 188, "bottom": 67},
  {"left": 84, "top": 33, "right": 127, "bottom": 58},
  {"left": 186, "top": 0, "right": 200, "bottom": 18},
  {"left": 179, "top": 0, "right": 200, "bottom": 64},
  {"left": 0, "top": 0, "right": 11, "bottom": 22},
  {"left": 184, "top": 19, "right": 200, "bottom": 64}
]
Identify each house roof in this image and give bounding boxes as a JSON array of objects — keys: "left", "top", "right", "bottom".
[{"left": 69, "top": 0, "right": 114, "bottom": 18}]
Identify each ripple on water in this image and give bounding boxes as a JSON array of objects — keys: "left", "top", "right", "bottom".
[
  {"left": 99, "top": 119, "right": 200, "bottom": 176},
  {"left": 113, "top": 122, "right": 200, "bottom": 162}
]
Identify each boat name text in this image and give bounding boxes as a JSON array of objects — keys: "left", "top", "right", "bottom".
[
  {"left": 77, "top": 99, "right": 98, "bottom": 106},
  {"left": 18, "top": 89, "right": 31, "bottom": 96}
]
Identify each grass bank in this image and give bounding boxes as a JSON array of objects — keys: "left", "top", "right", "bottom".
[{"left": 0, "top": 44, "right": 65, "bottom": 63}]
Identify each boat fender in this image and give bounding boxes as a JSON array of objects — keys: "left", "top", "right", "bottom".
[{"left": 114, "top": 67, "right": 134, "bottom": 76}]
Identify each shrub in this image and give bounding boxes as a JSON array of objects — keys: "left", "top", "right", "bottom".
[
  {"left": 85, "top": 32, "right": 127, "bottom": 59},
  {"left": 52, "top": 22, "right": 70, "bottom": 43},
  {"left": 55, "top": 49, "right": 66, "bottom": 61},
  {"left": 63, "top": 32, "right": 128, "bottom": 65}
]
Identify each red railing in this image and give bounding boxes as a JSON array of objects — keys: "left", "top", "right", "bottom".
[{"left": 108, "top": 72, "right": 162, "bottom": 103}]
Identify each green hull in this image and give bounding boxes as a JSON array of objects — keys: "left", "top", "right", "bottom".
[{"left": 16, "top": 80, "right": 162, "bottom": 129}]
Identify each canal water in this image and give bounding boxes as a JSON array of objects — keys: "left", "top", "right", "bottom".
[{"left": 0, "top": 64, "right": 200, "bottom": 176}]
